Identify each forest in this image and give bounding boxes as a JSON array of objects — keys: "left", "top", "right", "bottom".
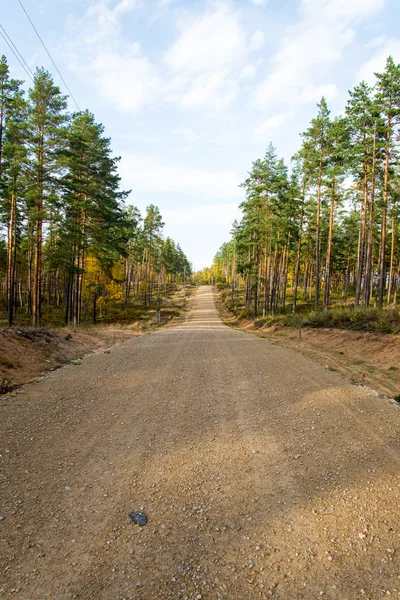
[
  {"left": 204, "top": 56, "right": 400, "bottom": 328},
  {"left": 0, "top": 55, "right": 191, "bottom": 328}
]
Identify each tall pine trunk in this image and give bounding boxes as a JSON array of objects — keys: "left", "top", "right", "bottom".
[
  {"left": 7, "top": 191, "right": 17, "bottom": 326},
  {"left": 378, "top": 116, "right": 391, "bottom": 309},
  {"left": 292, "top": 185, "right": 305, "bottom": 314},
  {"left": 323, "top": 177, "right": 335, "bottom": 310},
  {"left": 315, "top": 152, "right": 323, "bottom": 310},
  {"left": 32, "top": 135, "right": 44, "bottom": 327},
  {"left": 355, "top": 166, "right": 368, "bottom": 306},
  {"left": 363, "top": 122, "right": 377, "bottom": 307},
  {"left": 387, "top": 214, "right": 396, "bottom": 304}
]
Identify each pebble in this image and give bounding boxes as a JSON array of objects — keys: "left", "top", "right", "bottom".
[{"left": 129, "top": 512, "right": 148, "bottom": 526}]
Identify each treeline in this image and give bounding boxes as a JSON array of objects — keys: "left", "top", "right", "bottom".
[
  {"left": 0, "top": 56, "right": 191, "bottom": 327},
  {"left": 206, "top": 56, "right": 400, "bottom": 318}
]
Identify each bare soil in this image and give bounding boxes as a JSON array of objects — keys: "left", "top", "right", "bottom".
[
  {"left": 216, "top": 294, "right": 400, "bottom": 399},
  {"left": 0, "top": 286, "right": 399, "bottom": 599},
  {"left": 0, "top": 327, "right": 139, "bottom": 391},
  {"left": 256, "top": 327, "right": 400, "bottom": 399},
  {"left": 0, "top": 287, "right": 194, "bottom": 392}
]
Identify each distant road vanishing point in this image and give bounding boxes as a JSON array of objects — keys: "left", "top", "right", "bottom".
[{"left": 1, "top": 286, "right": 399, "bottom": 599}]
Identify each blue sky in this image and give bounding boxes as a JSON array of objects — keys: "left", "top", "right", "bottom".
[{"left": 2, "top": 0, "right": 400, "bottom": 269}]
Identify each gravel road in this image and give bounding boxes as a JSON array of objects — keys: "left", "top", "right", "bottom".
[{"left": 1, "top": 286, "right": 399, "bottom": 599}]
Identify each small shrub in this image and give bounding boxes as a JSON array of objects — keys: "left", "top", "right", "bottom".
[
  {"left": 0, "top": 359, "right": 14, "bottom": 369},
  {"left": 253, "top": 317, "right": 268, "bottom": 329},
  {"left": 394, "top": 394, "right": 400, "bottom": 404},
  {"left": 69, "top": 358, "right": 82, "bottom": 366},
  {"left": 280, "top": 313, "right": 305, "bottom": 328},
  {"left": 0, "top": 377, "right": 12, "bottom": 393},
  {"left": 65, "top": 333, "right": 72, "bottom": 341},
  {"left": 301, "top": 306, "right": 399, "bottom": 334}
]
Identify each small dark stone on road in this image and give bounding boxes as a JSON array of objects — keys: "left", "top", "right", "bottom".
[{"left": 129, "top": 511, "right": 148, "bottom": 526}]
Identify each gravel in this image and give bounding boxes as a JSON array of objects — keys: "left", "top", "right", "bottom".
[{"left": 0, "top": 286, "right": 399, "bottom": 599}]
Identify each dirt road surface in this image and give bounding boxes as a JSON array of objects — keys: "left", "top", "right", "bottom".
[{"left": 1, "top": 286, "right": 399, "bottom": 599}]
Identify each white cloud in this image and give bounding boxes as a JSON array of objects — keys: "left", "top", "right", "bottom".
[
  {"left": 240, "top": 64, "right": 257, "bottom": 79},
  {"left": 249, "top": 30, "right": 265, "bottom": 52},
  {"left": 365, "top": 35, "right": 386, "bottom": 49},
  {"left": 80, "top": 0, "right": 140, "bottom": 44},
  {"left": 68, "top": 0, "right": 266, "bottom": 112},
  {"left": 299, "top": 83, "right": 339, "bottom": 103},
  {"left": 170, "top": 70, "right": 238, "bottom": 109},
  {"left": 300, "top": 0, "right": 383, "bottom": 23},
  {"left": 67, "top": 0, "right": 158, "bottom": 112},
  {"left": 252, "top": 0, "right": 268, "bottom": 5},
  {"left": 162, "top": 203, "right": 242, "bottom": 269},
  {"left": 119, "top": 153, "right": 242, "bottom": 199},
  {"left": 164, "top": 4, "right": 246, "bottom": 74},
  {"left": 89, "top": 48, "right": 159, "bottom": 112},
  {"left": 254, "top": 112, "right": 295, "bottom": 140},
  {"left": 172, "top": 127, "right": 200, "bottom": 142},
  {"left": 255, "top": 0, "right": 384, "bottom": 109},
  {"left": 113, "top": 0, "right": 140, "bottom": 15},
  {"left": 163, "top": 2, "right": 257, "bottom": 109},
  {"left": 114, "top": 131, "right": 165, "bottom": 144},
  {"left": 356, "top": 38, "right": 400, "bottom": 84}
]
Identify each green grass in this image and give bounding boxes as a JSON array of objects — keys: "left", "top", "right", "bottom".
[
  {"left": 0, "top": 283, "right": 195, "bottom": 330},
  {"left": 216, "top": 283, "right": 400, "bottom": 334},
  {"left": 299, "top": 306, "right": 400, "bottom": 333},
  {"left": 69, "top": 358, "right": 82, "bottom": 366}
]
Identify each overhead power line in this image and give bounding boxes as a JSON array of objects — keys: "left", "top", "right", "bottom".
[
  {"left": 0, "top": 23, "right": 34, "bottom": 81},
  {"left": 16, "top": 0, "right": 81, "bottom": 110},
  {"left": 0, "top": 22, "right": 34, "bottom": 78}
]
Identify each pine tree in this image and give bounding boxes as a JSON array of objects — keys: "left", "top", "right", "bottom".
[
  {"left": 301, "top": 97, "right": 331, "bottom": 310},
  {"left": 26, "top": 68, "right": 68, "bottom": 326},
  {"left": 61, "top": 110, "right": 130, "bottom": 324},
  {"left": 0, "top": 55, "right": 27, "bottom": 325},
  {"left": 375, "top": 57, "right": 400, "bottom": 308},
  {"left": 209, "top": 59, "right": 400, "bottom": 318},
  {"left": 323, "top": 116, "right": 348, "bottom": 309},
  {"left": 346, "top": 81, "right": 384, "bottom": 306},
  {"left": 290, "top": 155, "right": 307, "bottom": 314},
  {"left": 143, "top": 205, "right": 164, "bottom": 305},
  {"left": 2, "top": 92, "right": 28, "bottom": 326}
]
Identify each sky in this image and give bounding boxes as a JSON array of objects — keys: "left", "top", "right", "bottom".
[{"left": 2, "top": 0, "right": 400, "bottom": 269}]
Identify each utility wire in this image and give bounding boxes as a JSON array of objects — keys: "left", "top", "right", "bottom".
[
  {"left": 0, "top": 22, "right": 35, "bottom": 78},
  {"left": 0, "top": 24, "right": 34, "bottom": 81},
  {"left": 16, "top": 0, "right": 81, "bottom": 110}
]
